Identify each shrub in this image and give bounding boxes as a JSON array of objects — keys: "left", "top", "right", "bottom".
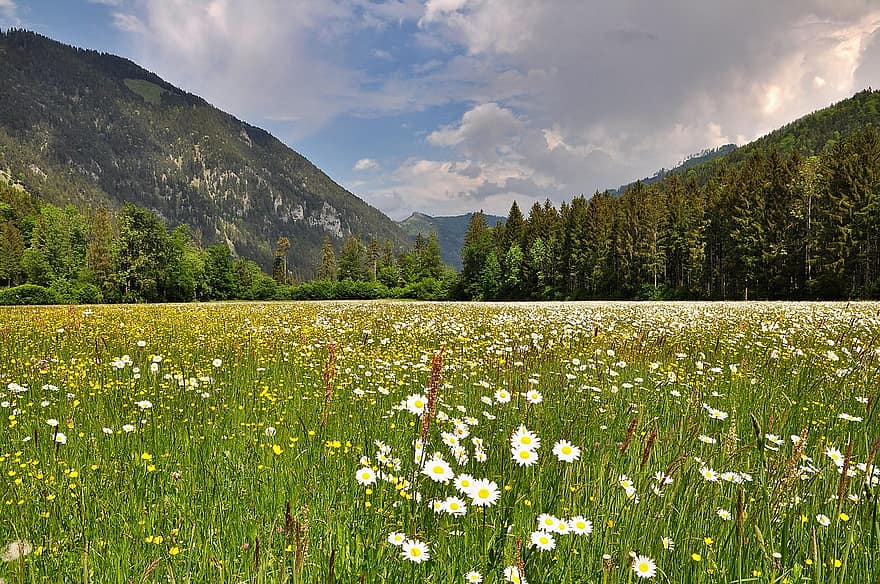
[{"left": 0, "top": 284, "right": 60, "bottom": 305}]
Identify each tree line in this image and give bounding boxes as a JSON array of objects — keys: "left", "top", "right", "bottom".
[
  {"left": 3, "top": 124, "right": 879, "bottom": 304},
  {"left": 457, "top": 126, "right": 880, "bottom": 301},
  {"left": 0, "top": 176, "right": 452, "bottom": 304}
]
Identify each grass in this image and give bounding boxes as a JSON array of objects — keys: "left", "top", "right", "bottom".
[
  {"left": 123, "top": 79, "right": 167, "bottom": 106},
  {"left": 0, "top": 301, "right": 877, "bottom": 583}
]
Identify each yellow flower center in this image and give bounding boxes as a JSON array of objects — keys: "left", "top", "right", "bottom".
[{"left": 478, "top": 488, "right": 489, "bottom": 498}]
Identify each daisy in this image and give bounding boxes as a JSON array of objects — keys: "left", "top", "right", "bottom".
[
  {"left": 443, "top": 496, "right": 467, "bottom": 517},
  {"left": 698, "top": 435, "right": 717, "bottom": 445},
  {"left": 632, "top": 554, "right": 657, "bottom": 579},
  {"left": 523, "top": 389, "right": 543, "bottom": 404},
  {"left": 406, "top": 394, "right": 428, "bottom": 416},
  {"left": 510, "top": 425, "right": 541, "bottom": 450},
  {"left": 568, "top": 516, "right": 593, "bottom": 535},
  {"left": 529, "top": 530, "right": 556, "bottom": 551},
  {"left": 355, "top": 467, "right": 376, "bottom": 486},
  {"left": 387, "top": 532, "right": 406, "bottom": 546},
  {"left": 716, "top": 508, "right": 732, "bottom": 521},
  {"left": 494, "top": 389, "right": 512, "bottom": 404},
  {"left": 661, "top": 536, "right": 675, "bottom": 551},
  {"left": 464, "top": 571, "right": 483, "bottom": 583},
  {"left": 454, "top": 473, "right": 475, "bottom": 495},
  {"left": 422, "top": 457, "right": 454, "bottom": 483},
  {"left": 537, "top": 513, "right": 559, "bottom": 532},
  {"left": 825, "top": 446, "right": 844, "bottom": 467},
  {"left": 401, "top": 539, "right": 430, "bottom": 563},
  {"left": 469, "top": 479, "right": 500, "bottom": 507},
  {"left": 504, "top": 565, "right": 526, "bottom": 584},
  {"left": 817, "top": 514, "right": 831, "bottom": 527},
  {"left": 552, "top": 440, "right": 581, "bottom": 462},
  {"left": 511, "top": 445, "right": 539, "bottom": 467},
  {"left": 700, "top": 466, "right": 719, "bottom": 482}
]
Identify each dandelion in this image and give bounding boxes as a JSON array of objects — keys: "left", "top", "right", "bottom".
[
  {"left": 632, "top": 554, "right": 657, "bottom": 578},
  {"left": 469, "top": 479, "right": 500, "bottom": 507},
  {"left": 401, "top": 539, "right": 430, "bottom": 563},
  {"left": 529, "top": 530, "right": 556, "bottom": 551},
  {"left": 1, "top": 540, "right": 33, "bottom": 562},
  {"left": 552, "top": 439, "right": 581, "bottom": 462},
  {"left": 355, "top": 467, "right": 376, "bottom": 486}
]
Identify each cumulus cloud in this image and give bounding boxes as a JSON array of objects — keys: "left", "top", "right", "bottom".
[
  {"left": 105, "top": 0, "right": 880, "bottom": 217},
  {"left": 354, "top": 158, "right": 379, "bottom": 171},
  {"left": 379, "top": 0, "right": 880, "bottom": 215}
]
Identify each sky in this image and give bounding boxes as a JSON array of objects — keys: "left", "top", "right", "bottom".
[{"left": 3, "top": 1, "right": 880, "bottom": 219}]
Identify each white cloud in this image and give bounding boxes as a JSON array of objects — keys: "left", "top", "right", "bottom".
[
  {"left": 112, "top": 12, "right": 145, "bottom": 34},
  {"left": 354, "top": 158, "right": 378, "bottom": 171},
  {"left": 0, "top": 0, "right": 19, "bottom": 26},
  {"left": 105, "top": 0, "right": 880, "bottom": 217}
]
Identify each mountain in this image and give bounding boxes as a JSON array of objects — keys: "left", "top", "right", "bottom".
[
  {"left": 612, "top": 89, "right": 880, "bottom": 194},
  {"left": 0, "top": 29, "right": 407, "bottom": 275},
  {"left": 399, "top": 212, "right": 505, "bottom": 270},
  {"left": 608, "top": 144, "right": 736, "bottom": 196}
]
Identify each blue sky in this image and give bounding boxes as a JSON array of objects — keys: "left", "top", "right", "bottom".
[{"left": 4, "top": 1, "right": 880, "bottom": 218}]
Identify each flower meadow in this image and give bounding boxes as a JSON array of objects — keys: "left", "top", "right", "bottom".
[{"left": 0, "top": 301, "right": 878, "bottom": 583}]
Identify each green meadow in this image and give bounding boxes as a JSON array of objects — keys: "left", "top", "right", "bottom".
[{"left": 0, "top": 301, "right": 877, "bottom": 583}]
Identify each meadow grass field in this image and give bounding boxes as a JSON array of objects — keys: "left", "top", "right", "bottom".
[{"left": 0, "top": 301, "right": 878, "bottom": 583}]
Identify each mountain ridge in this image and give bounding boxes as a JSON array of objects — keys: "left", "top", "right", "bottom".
[
  {"left": 398, "top": 211, "right": 505, "bottom": 270},
  {"left": 0, "top": 29, "right": 407, "bottom": 275}
]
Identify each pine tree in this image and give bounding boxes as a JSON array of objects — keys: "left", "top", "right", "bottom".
[
  {"left": 85, "top": 206, "right": 114, "bottom": 289},
  {"left": 0, "top": 221, "right": 24, "bottom": 285},
  {"left": 316, "top": 236, "right": 338, "bottom": 282},
  {"left": 338, "top": 235, "right": 367, "bottom": 281},
  {"left": 273, "top": 237, "right": 291, "bottom": 284}
]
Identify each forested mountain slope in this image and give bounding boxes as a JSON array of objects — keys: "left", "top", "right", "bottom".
[{"left": 0, "top": 29, "right": 406, "bottom": 274}]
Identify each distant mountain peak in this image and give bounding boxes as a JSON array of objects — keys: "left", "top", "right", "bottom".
[{"left": 399, "top": 211, "right": 505, "bottom": 269}]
